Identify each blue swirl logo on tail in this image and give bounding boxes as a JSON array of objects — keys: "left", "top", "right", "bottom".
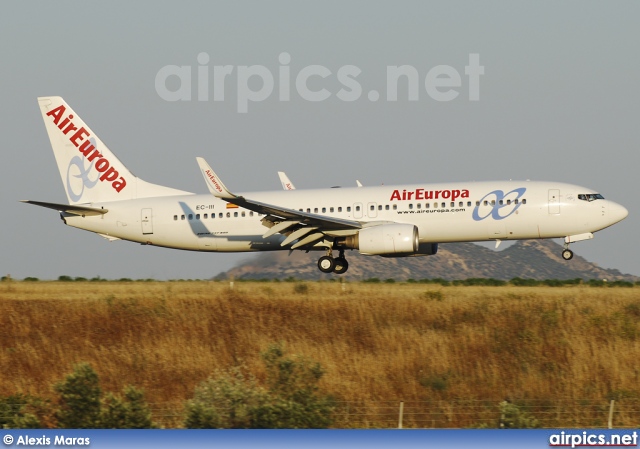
[{"left": 66, "top": 138, "right": 99, "bottom": 202}]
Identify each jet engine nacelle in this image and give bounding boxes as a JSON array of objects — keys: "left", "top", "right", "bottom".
[{"left": 344, "top": 223, "right": 419, "bottom": 255}]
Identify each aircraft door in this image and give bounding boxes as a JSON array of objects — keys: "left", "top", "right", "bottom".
[
  {"left": 548, "top": 189, "right": 560, "bottom": 214},
  {"left": 354, "top": 202, "right": 363, "bottom": 219},
  {"left": 141, "top": 208, "right": 153, "bottom": 234}
]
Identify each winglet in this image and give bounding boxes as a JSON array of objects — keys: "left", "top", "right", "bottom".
[
  {"left": 278, "top": 171, "right": 296, "bottom": 190},
  {"left": 196, "top": 157, "right": 236, "bottom": 199}
]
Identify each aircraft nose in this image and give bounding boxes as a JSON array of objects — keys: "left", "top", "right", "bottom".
[{"left": 608, "top": 201, "right": 629, "bottom": 224}]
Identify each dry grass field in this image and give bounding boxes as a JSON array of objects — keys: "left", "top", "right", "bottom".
[{"left": 1, "top": 280, "right": 639, "bottom": 428}]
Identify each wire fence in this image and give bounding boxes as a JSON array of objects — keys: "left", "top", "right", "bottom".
[
  {"left": 3, "top": 399, "right": 639, "bottom": 428},
  {"left": 328, "top": 399, "right": 640, "bottom": 429}
]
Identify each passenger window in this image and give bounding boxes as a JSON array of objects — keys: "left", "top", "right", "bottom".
[
  {"left": 173, "top": 215, "right": 178, "bottom": 221},
  {"left": 196, "top": 214, "right": 200, "bottom": 219},
  {"left": 226, "top": 212, "right": 230, "bottom": 218},
  {"left": 307, "top": 208, "right": 311, "bottom": 213},
  {"left": 204, "top": 214, "right": 208, "bottom": 219},
  {"left": 491, "top": 200, "right": 496, "bottom": 206},
  {"left": 507, "top": 200, "right": 511, "bottom": 205},
  {"left": 426, "top": 203, "right": 430, "bottom": 209},
  {"left": 181, "top": 215, "right": 185, "bottom": 220},
  {"left": 467, "top": 201, "right": 471, "bottom": 207},
  {"left": 188, "top": 214, "right": 193, "bottom": 220},
  {"left": 385, "top": 205, "right": 389, "bottom": 210},
  {"left": 322, "top": 207, "right": 326, "bottom": 213},
  {"left": 370, "top": 205, "right": 375, "bottom": 211},
  {"left": 219, "top": 213, "right": 223, "bottom": 218},
  {"left": 314, "top": 208, "right": 318, "bottom": 213},
  {"left": 347, "top": 207, "right": 351, "bottom": 212},
  {"left": 234, "top": 212, "right": 238, "bottom": 217},
  {"left": 338, "top": 207, "right": 342, "bottom": 212},
  {"left": 330, "top": 207, "right": 334, "bottom": 213},
  {"left": 355, "top": 206, "right": 360, "bottom": 211},
  {"left": 250, "top": 212, "right": 254, "bottom": 216},
  {"left": 409, "top": 204, "right": 413, "bottom": 209},
  {"left": 416, "top": 203, "right": 421, "bottom": 209},
  {"left": 523, "top": 199, "right": 527, "bottom": 204},
  {"left": 441, "top": 202, "right": 446, "bottom": 208},
  {"left": 514, "top": 199, "right": 519, "bottom": 204},
  {"left": 450, "top": 202, "right": 454, "bottom": 207},
  {"left": 378, "top": 205, "right": 382, "bottom": 210},
  {"left": 393, "top": 205, "right": 397, "bottom": 210},
  {"left": 476, "top": 201, "right": 480, "bottom": 206},
  {"left": 242, "top": 212, "right": 246, "bottom": 217}
]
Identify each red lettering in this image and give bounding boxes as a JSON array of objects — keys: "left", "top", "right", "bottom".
[
  {"left": 78, "top": 140, "right": 95, "bottom": 156},
  {"left": 461, "top": 189, "right": 469, "bottom": 198},
  {"left": 112, "top": 177, "right": 126, "bottom": 192},
  {"left": 70, "top": 127, "right": 89, "bottom": 147},
  {"left": 416, "top": 189, "right": 424, "bottom": 200},
  {"left": 442, "top": 190, "right": 451, "bottom": 199},
  {"left": 46, "top": 105, "right": 65, "bottom": 124},
  {"left": 63, "top": 122, "right": 78, "bottom": 135},
  {"left": 390, "top": 190, "right": 401, "bottom": 201},
  {"left": 425, "top": 191, "right": 434, "bottom": 200},
  {"left": 451, "top": 190, "right": 460, "bottom": 201},
  {"left": 407, "top": 191, "right": 414, "bottom": 200},
  {"left": 100, "top": 167, "right": 119, "bottom": 182},
  {"left": 435, "top": 190, "right": 441, "bottom": 199},
  {"left": 58, "top": 114, "right": 73, "bottom": 130},
  {"left": 95, "top": 158, "right": 110, "bottom": 172},
  {"left": 87, "top": 149, "right": 103, "bottom": 162}
]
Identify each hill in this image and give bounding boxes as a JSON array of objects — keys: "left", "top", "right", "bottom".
[{"left": 215, "top": 240, "right": 638, "bottom": 281}]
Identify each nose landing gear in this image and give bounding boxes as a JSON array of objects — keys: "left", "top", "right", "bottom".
[{"left": 317, "top": 250, "right": 349, "bottom": 274}]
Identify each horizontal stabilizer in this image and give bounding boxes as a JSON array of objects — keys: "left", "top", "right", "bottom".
[{"left": 20, "top": 200, "right": 108, "bottom": 216}]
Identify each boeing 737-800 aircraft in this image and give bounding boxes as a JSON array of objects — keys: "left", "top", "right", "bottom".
[{"left": 23, "top": 97, "right": 628, "bottom": 275}]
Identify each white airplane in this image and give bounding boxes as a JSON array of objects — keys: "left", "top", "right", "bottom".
[{"left": 23, "top": 96, "right": 628, "bottom": 275}]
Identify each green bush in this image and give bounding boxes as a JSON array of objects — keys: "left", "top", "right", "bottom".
[
  {"left": 54, "top": 363, "right": 102, "bottom": 428},
  {"left": 184, "top": 344, "right": 334, "bottom": 429}
]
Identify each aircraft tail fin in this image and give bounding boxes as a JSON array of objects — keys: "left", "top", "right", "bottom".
[{"left": 37, "top": 96, "right": 191, "bottom": 205}]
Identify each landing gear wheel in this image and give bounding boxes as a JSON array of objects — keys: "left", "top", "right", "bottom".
[
  {"left": 333, "top": 257, "right": 349, "bottom": 274},
  {"left": 318, "top": 255, "right": 336, "bottom": 273},
  {"left": 562, "top": 249, "right": 574, "bottom": 260}
]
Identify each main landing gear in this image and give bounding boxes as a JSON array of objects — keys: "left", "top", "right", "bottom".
[
  {"left": 562, "top": 242, "right": 574, "bottom": 260},
  {"left": 317, "top": 249, "right": 349, "bottom": 274}
]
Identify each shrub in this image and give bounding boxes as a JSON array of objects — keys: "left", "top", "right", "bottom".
[
  {"left": 100, "top": 386, "right": 156, "bottom": 429},
  {"left": 54, "top": 363, "right": 101, "bottom": 428},
  {"left": 293, "top": 283, "right": 309, "bottom": 295},
  {"left": 499, "top": 401, "right": 539, "bottom": 428},
  {"left": 184, "top": 345, "right": 334, "bottom": 429}
]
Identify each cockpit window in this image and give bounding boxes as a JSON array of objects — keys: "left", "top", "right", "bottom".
[{"left": 578, "top": 193, "right": 605, "bottom": 202}]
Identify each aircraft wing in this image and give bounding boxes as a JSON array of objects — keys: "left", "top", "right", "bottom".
[
  {"left": 20, "top": 200, "right": 108, "bottom": 216},
  {"left": 196, "top": 158, "right": 362, "bottom": 233}
]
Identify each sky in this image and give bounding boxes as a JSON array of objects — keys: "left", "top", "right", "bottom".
[{"left": 1, "top": 1, "right": 638, "bottom": 280}]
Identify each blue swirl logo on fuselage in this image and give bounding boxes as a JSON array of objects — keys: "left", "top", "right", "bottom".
[{"left": 472, "top": 187, "right": 527, "bottom": 221}]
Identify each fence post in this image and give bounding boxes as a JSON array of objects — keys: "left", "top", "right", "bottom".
[
  {"left": 608, "top": 400, "right": 615, "bottom": 429},
  {"left": 398, "top": 401, "right": 404, "bottom": 429}
]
